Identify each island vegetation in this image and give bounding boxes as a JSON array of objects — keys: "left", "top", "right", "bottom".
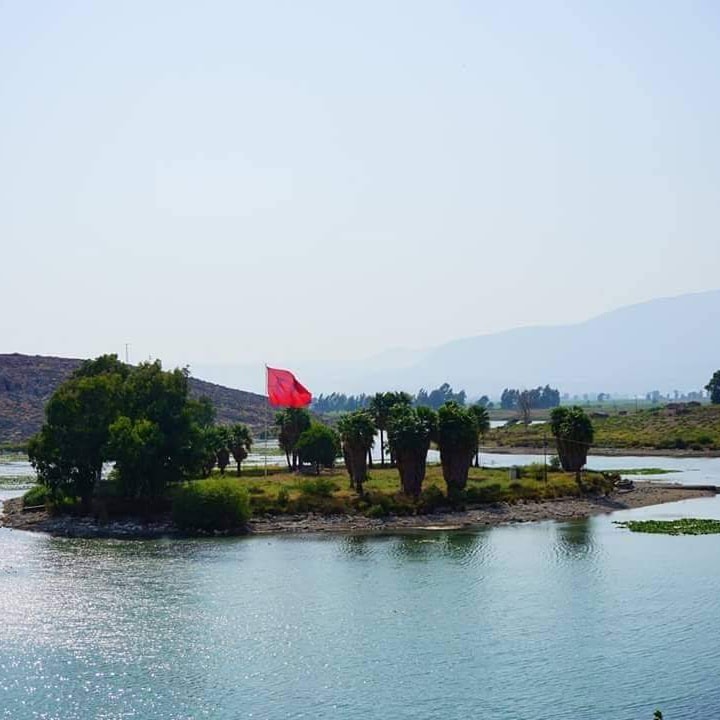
[
  {"left": 13, "top": 354, "right": 632, "bottom": 536},
  {"left": 12, "top": 356, "right": 720, "bottom": 538}
]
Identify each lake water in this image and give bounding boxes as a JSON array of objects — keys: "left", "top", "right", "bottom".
[
  {"left": 2, "top": 488, "right": 720, "bottom": 719},
  {"left": 4, "top": 451, "right": 720, "bottom": 719}
]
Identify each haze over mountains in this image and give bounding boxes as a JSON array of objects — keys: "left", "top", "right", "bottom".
[{"left": 193, "top": 290, "right": 720, "bottom": 398}]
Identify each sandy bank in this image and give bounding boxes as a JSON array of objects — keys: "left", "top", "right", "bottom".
[{"left": 1, "top": 483, "right": 715, "bottom": 539}]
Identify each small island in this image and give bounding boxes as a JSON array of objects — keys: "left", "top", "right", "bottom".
[{"left": 1, "top": 355, "right": 716, "bottom": 540}]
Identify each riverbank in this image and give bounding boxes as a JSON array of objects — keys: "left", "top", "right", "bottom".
[
  {"left": 488, "top": 404, "right": 720, "bottom": 453},
  {"left": 1, "top": 482, "right": 714, "bottom": 539},
  {"left": 485, "top": 445, "right": 720, "bottom": 458}
]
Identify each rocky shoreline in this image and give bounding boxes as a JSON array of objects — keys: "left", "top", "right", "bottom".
[{"left": 1, "top": 483, "right": 715, "bottom": 540}]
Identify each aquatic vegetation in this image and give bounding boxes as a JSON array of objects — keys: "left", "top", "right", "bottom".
[
  {"left": 616, "top": 518, "right": 720, "bottom": 535},
  {"left": 606, "top": 468, "right": 676, "bottom": 476}
]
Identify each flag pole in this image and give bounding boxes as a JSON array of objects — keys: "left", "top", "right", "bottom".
[{"left": 264, "top": 364, "right": 268, "bottom": 479}]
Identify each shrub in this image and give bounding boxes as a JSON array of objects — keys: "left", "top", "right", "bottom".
[
  {"left": 465, "top": 483, "right": 504, "bottom": 504},
  {"left": 361, "top": 491, "right": 417, "bottom": 517},
  {"left": 22, "top": 485, "right": 48, "bottom": 507},
  {"left": 298, "top": 477, "right": 338, "bottom": 498},
  {"left": 277, "top": 487, "right": 290, "bottom": 507},
  {"left": 295, "top": 424, "right": 341, "bottom": 474},
  {"left": 172, "top": 478, "right": 250, "bottom": 532},
  {"left": 418, "top": 485, "right": 446, "bottom": 512},
  {"left": 526, "top": 462, "right": 546, "bottom": 481}
]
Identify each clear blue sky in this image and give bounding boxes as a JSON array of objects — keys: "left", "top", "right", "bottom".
[{"left": 2, "top": 1, "right": 719, "bottom": 371}]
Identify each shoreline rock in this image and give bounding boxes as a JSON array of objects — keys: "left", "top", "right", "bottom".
[{"left": 1, "top": 483, "right": 715, "bottom": 540}]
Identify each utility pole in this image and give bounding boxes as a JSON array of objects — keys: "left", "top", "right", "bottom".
[
  {"left": 543, "top": 430, "right": 548, "bottom": 483},
  {"left": 124, "top": 343, "right": 130, "bottom": 365}
]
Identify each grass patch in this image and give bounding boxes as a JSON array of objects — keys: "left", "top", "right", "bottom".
[
  {"left": 615, "top": 519, "right": 720, "bottom": 535},
  {"left": 204, "top": 463, "right": 614, "bottom": 518},
  {"left": 488, "top": 404, "right": 720, "bottom": 452}
]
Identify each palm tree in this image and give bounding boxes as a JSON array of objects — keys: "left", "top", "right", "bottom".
[
  {"left": 550, "top": 406, "right": 594, "bottom": 484},
  {"left": 337, "top": 411, "right": 376, "bottom": 494},
  {"left": 468, "top": 405, "right": 490, "bottom": 468},
  {"left": 228, "top": 423, "right": 253, "bottom": 476},
  {"left": 369, "top": 391, "right": 412, "bottom": 467},
  {"left": 274, "top": 408, "right": 311, "bottom": 471},
  {"left": 387, "top": 405, "right": 436, "bottom": 497},
  {"left": 437, "top": 402, "right": 478, "bottom": 494}
]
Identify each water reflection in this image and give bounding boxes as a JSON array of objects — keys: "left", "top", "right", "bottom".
[
  {"left": 338, "top": 535, "right": 374, "bottom": 558},
  {"left": 553, "top": 519, "right": 597, "bottom": 561},
  {"left": 388, "top": 531, "right": 486, "bottom": 564}
]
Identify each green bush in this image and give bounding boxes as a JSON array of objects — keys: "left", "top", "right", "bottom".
[
  {"left": 22, "top": 485, "right": 48, "bottom": 507},
  {"left": 172, "top": 478, "right": 250, "bottom": 533},
  {"left": 286, "top": 495, "right": 347, "bottom": 515},
  {"left": 298, "top": 477, "right": 337, "bottom": 498},
  {"left": 360, "top": 491, "right": 417, "bottom": 517},
  {"left": 277, "top": 487, "right": 289, "bottom": 507},
  {"left": 465, "top": 483, "right": 504, "bottom": 504},
  {"left": 526, "top": 462, "right": 546, "bottom": 481},
  {"left": 418, "top": 485, "right": 446, "bottom": 512}
]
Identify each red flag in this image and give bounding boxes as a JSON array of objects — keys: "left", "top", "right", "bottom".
[{"left": 266, "top": 366, "right": 312, "bottom": 408}]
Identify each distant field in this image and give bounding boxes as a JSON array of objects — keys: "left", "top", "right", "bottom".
[{"left": 488, "top": 404, "right": 720, "bottom": 451}]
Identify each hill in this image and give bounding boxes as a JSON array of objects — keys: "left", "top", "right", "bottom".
[
  {"left": 191, "top": 291, "right": 720, "bottom": 398},
  {"left": 0, "top": 354, "right": 269, "bottom": 444},
  {"left": 329, "top": 290, "right": 720, "bottom": 397}
]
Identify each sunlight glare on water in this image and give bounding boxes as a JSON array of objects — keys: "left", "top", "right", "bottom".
[{"left": 3, "top": 493, "right": 720, "bottom": 719}]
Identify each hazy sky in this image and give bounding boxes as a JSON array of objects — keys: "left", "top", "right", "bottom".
[{"left": 2, "top": 1, "right": 719, "bottom": 372}]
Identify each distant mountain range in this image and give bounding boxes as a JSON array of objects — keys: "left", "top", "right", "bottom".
[
  {"left": 0, "top": 354, "right": 268, "bottom": 444},
  {"left": 3, "top": 291, "right": 717, "bottom": 444},
  {"left": 194, "top": 290, "right": 720, "bottom": 398}
]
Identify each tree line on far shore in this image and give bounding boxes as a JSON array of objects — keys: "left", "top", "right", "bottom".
[
  {"left": 311, "top": 383, "right": 473, "bottom": 413},
  {"left": 312, "top": 383, "right": 562, "bottom": 415}
]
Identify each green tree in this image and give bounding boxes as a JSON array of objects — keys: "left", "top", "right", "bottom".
[
  {"left": 28, "top": 356, "right": 218, "bottom": 508},
  {"left": 705, "top": 370, "right": 720, "bottom": 404},
  {"left": 109, "top": 361, "right": 204, "bottom": 497},
  {"left": 295, "top": 424, "right": 341, "bottom": 475},
  {"left": 200, "top": 425, "right": 231, "bottom": 477},
  {"left": 107, "top": 416, "right": 165, "bottom": 495},
  {"left": 387, "top": 405, "right": 436, "bottom": 497},
  {"left": 28, "top": 358, "right": 126, "bottom": 508},
  {"left": 228, "top": 423, "right": 253, "bottom": 476},
  {"left": 468, "top": 404, "right": 490, "bottom": 468},
  {"left": 337, "top": 411, "right": 376, "bottom": 494},
  {"left": 550, "top": 406, "right": 594, "bottom": 477},
  {"left": 369, "top": 391, "right": 412, "bottom": 467},
  {"left": 275, "top": 408, "right": 311, "bottom": 471},
  {"left": 437, "top": 402, "right": 478, "bottom": 493}
]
